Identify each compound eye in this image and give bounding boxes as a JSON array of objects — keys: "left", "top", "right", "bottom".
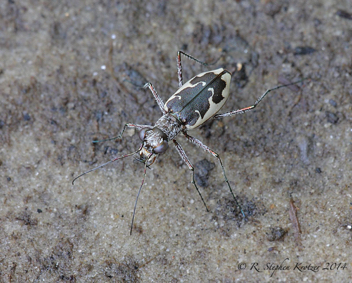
[
  {"left": 154, "top": 141, "right": 169, "bottom": 154},
  {"left": 139, "top": 128, "right": 147, "bottom": 141}
]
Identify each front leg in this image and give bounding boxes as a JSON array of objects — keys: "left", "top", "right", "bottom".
[
  {"left": 93, "top": 123, "right": 152, "bottom": 143},
  {"left": 182, "top": 131, "right": 245, "bottom": 217},
  {"left": 73, "top": 123, "right": 148, "bottom": 184},
  {"left": 172, "top": 139, "right": 209, "bottom": 212}
]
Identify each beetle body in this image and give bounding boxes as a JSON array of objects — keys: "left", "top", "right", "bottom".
[
  {"left": 73, "top": 51, "right": 301, "bottom": 234},
  {"left": 139, "top": 68, "right": 231, "bottom": 166}
]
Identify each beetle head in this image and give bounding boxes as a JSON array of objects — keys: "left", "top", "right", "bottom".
[{"left": 138, "top": 127, "right": 169, "bottom": 166}]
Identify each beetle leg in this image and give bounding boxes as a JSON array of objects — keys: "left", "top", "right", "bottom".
[
  {"left": 93, "top": 123, "right": 151, "bottom": 143},
  {"left": 143, "top": 82, "right": 167, "bottom": 115},
  {"left": 172, "top": 139, "right": 209, "bottom": 212},
  {"left": 214, "top": 80, "right": 304, "bottom": 119},
  {"left": 73, "top": 123, "right": 149, "bottom": 184},
  {"left": 182, "top": 131, "right": 245, "bottom": 218},
  {"left": 177, "top": 51, "right": 209, "bottom": 87}
]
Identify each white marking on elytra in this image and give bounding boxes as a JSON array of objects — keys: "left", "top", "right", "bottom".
[
  {"left": 165, "top": 69, "right": 224, "bottom": 111},
  {"left": 170, "top": 81, "right": 207, "bottom": 102},
  {"left": 174, "top": 81, "right": 206, "bottom": 96},
  {"left": 185, "top": 70, "right": 231, "bottom": 129}
]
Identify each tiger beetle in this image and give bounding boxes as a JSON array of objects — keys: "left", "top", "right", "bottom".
[{"left": 73, "top": 51, "right": 304, "bottom": 235}]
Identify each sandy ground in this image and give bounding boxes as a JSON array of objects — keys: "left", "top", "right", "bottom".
[{"left": 0, "top": 0, "right": 351, "bottom": 282}]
